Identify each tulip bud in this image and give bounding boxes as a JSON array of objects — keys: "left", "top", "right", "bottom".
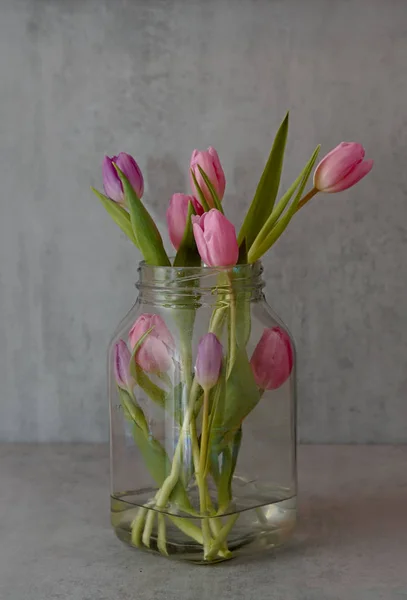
[
  {"left": 102, "top": 152, "right": 144, "bottom": 205},
  {"left": 190, "top": 147, "right": 226, "bottom": 207},
  {"left": 166, "top": 194, "right": 204, "bottom": 250},
  {"left": 313, "top": 142, "right": 373, "bottom": 193},
  {"left": 195, "top": 333, "right": 223, "bottom": 390},
  {"left": 129, "top": 314, "right": 175, "bottom": 374},
  {"left": 250, "top": 327, "right": 293, "bottom": 390},
  {"left": 192, "top": 209, "right": 239, "bottom": 267},
  {"left": 114, "top": 340, "right": 134, "bottom": 390}
]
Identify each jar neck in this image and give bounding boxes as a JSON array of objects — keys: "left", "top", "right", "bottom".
[{"left": 136, "top": 262, "right": 265, "bottom": 307}]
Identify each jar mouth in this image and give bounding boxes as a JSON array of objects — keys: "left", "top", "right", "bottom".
[{"left": 136, "top": 260, "right": 264, "bottom": 297}]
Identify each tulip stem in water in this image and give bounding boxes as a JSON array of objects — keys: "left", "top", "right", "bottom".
[
  {"left": 199, "top": 389, "right": 211, "bottom": 477},
  {"left": 295, "top": 187, "right": 318, "bottom": 212},
  {"left": 227, "top": 272, "right": 237, "bottom": 378}
]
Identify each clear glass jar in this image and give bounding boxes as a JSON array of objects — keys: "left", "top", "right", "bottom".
[{"left": 109, "top": 261, "right": 297, "bottom": 563}]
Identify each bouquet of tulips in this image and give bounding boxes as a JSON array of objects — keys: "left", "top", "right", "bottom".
[{"left": 92, "top": 114, "right": 372, "bottom": 560}]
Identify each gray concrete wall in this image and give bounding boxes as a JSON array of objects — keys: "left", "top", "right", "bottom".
[{"left": 1, "top": 0, "right": 406, "bottom": 442}]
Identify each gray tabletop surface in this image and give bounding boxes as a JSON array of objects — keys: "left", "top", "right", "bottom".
[{"left": 1, "top": 444, "right": 406, "bottom": 600}]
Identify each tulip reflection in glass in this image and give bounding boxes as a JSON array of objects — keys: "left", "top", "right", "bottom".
[{"left": 92, "top": 112, "right": 373, "bottom": 563}]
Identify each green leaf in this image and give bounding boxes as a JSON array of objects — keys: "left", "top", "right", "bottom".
[
  {"left": 118, "top": 388, "right": 149, "bottom": 435},
  {"left": 91, "top": 188, "right": 138, "bottom": 246},
  {"left": 131, "top": 423, "right": 190, "bottom": 508},
  {"left": 118, "top": 387, "right": 191, "bottom": 509},
  {"left": 238, "top": 112, "right": 289, "bottom": 249},
  {"left": 190, "top": 169, "right": 210, "bottom": 212},
  {"left": 214, "top": 348, "right": 260, "bottom": 444},
  {"left": 196, "top": 165, "right": 224, "bottom": 213},
  {"left": 248, "top": 145, "right": 320, "bottom": 262},
  {"left": 135, "top": 364, "right": 167, "bottom": 408},
  {"left": 114, "top": 165, "right": 171, "bottom": 266},
  {"left": 237, "top": 238, "right": 248, "bottom": 265},
  {"left": 174, "top": 201, "right": 201, "bottom": 267}
]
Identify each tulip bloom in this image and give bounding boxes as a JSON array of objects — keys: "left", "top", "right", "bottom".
[
  {"left": 250, "top": 327, "right": 293, "bottom": 390},
  {"left": 192, "top": 209, "right": 239, "bottom": 267},
  {"left": 166, "top": 194, "right": 204, "bottom": 250},
  {"left": 195, "top": 333, "right": 223, "bottom": 390},
  {"left": 190, "top": 147, "right": 226, "bottom": 207},
  {"left": 114, "top": 340, "right": 134, "bottom": 391},
  {"left": 313, "top": 142, "right": 373, "bottom": 193},
  {"left": 129, "top": 314, "right": 175, "bottom": 374},
  {"left": 102, "top": 152, "right": 144, "bottom": 204}
]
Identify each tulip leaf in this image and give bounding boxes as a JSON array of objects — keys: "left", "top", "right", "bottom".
[
  {"left": 196, "top": 165, "right": 224, "bottom": 213},
  {"left": 174, "top": 201, "right": 201, "bottom": 267},
  {"left": 190, "top": 169, "right": 210, "bottom": 212},
  {"left": 131, "top": 421, "right": 191, "bottom": 508},
  {"left": 238, "top": 112, "right": 289, "bottom": 249},
  {"left": 216, "top": 427, "right": 242, "bottom": 511},
  {"left": 118, "top": 388, "right": 148, "bottom": 435},
  {"left": 135, "top": 364, "right": 167, "bottom": 408},
  {"left": 237, "top": 238, "right": 248, "bottom": 265},
  {"left": 114, "top": 165, "right": 171, "bottom": 266},
  {"left": 118, "top": 388, "right": 191, "bottom": 509},
  {"left": 91, "top": 187, "right": 138, "bottom": 246},
  {"left": 248, "top": 145, "right": 320, "bottom": 262},
  {"left": 211, "top": 349, "right": 259, "bottom": 446}
]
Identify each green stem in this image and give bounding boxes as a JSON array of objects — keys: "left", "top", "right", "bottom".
[
  {"left": 295, "top": 186, "right": 318, "bottom": 211},
  {"left": 206, "top": 514, "right": 240, "bottom": 560},
  {"left": 131, "top": 506, "right": 149, "bottom": 547},
  {"left": 142, "top": 509, "right": 155, "bottom": 547},
  {"left": 199, "top": 389, "right": 211, "bottom": 477},
  {"left": 157, "top": 513, "right": 168, "bottom": 556},
  {"left": 226, "top": 272, "right": 237, "bottom": 378}
]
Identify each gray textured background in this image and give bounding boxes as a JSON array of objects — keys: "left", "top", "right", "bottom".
[{"left": 1, "top": 0, "right": 406, "bottom": 443}]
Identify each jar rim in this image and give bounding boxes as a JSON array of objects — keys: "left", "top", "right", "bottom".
[{"left": 138, "top": 260, "right": 262, "bottom": 274}]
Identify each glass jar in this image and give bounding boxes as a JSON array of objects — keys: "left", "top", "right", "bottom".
[{"left": 109, "top": 261, "right": 297, "bottom": 564}]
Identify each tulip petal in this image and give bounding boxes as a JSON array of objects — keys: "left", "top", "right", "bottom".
[
  {"left": 313, "top": 142, "right": 365, "bottom": 191},
  {"left": 116, "top": 152, "right": 144, "bottom": 199},
  {"left": 323, "top": 159, "right": 373, "bottom": 193},
  {"left": 102, "top": 156, "right": 123, "bottom": 203},
  {"left": 192, "top": 220, "right": 211, "bottom": 265}
]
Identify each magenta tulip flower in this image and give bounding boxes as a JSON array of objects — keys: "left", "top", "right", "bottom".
[
  {"left": 114, "top": 340, "right": 134, "bottom": 391},
  {"left": 102, "top": 152, "right": 144, "bottom": 205},
  {"left": 250, "top": 327, "right": 293, "bottom": 390},
  {"left": 129, "top": 314, "right": 175, "bottom": 374},
  {"left": 195, "top": 333, "right": 223, "bottom": 390},
  {"left": 166, "top": 193, "right": 204, "bottom": 250},
  {"left": 192, "top": 209, "right": 239, "bottom": 267},
  {"left": 313, "top": 142, "right": 373, "bottom": 193},
  {"left": 190, "top": 147, "right": 226, "bottom": 207}
]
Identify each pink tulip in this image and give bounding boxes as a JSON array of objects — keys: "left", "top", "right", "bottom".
[
  {"left": 129, "top": 314, "right": 175, "bottom": 374},
  {"left": 192, "top": 209, "right": 239, "bottom": 267},
  {"left": 250, "top": 327, "right": 293, "bottom": 390},
  {"left": 195, "top": 333, "right": 223, "bottom": 390},
  {"left": 313, "top": 142, "right": 373, "bottom": 193},
  {"left": 114, "top": 340, "right": 134, "bottom": 391},
  {"left": 166, "top": 193, "right": 204, "bottom": 250},
  {"left": 102, "top": 152, "right": 144, "bottom": 204},
  {"left": 190, "top": 147, "right": 226, "bottom": 207}
]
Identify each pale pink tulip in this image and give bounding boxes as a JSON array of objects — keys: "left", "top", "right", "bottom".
[
  {"left": 129, "top": 314, "right": 175, "bottom": 374},
  {"left": 313, "top": 142, "right": 373, "bottom": 193},
  {"left": 250, "top": 327, "right": 293, "bottom": 390},
  {"left": 102, "top": 152, "right": 144, "bottom": 204},
  {"left": 192, "top": 209, "right": 239, "bottom": 267},
  {"left": 194, "top": 333, "right": 223, "bottom": 390},
  {"left": 114, "top": 340, "right": 134, "bottom": 390},
  {"left": 190, "top": 147, "right": 226, "bottom": 207},
  {"left": 166, "top": 193, "right": 204, "bottom": 250}
]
